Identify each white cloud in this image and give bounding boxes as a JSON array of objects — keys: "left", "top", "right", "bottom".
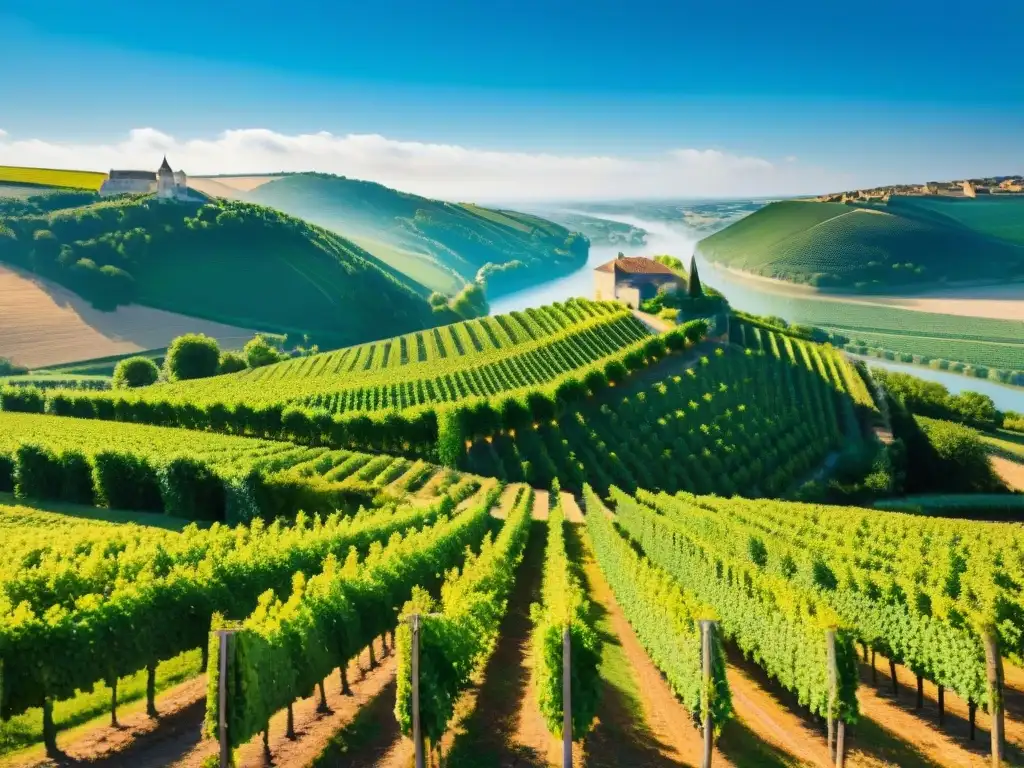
[{"left": 0, "top": 127, "right": 842, "bottom": 201}]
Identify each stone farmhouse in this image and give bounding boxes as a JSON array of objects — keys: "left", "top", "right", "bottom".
[{"left": 593, "top": 255, "right": 681, "bottom": 308}]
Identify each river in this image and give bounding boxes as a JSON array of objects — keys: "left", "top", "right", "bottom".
[{"left": 490, "top": 210, "right": 1024, "bottom": 411}]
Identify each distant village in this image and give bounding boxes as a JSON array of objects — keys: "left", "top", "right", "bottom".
[{"left": 815, "top": 175, "right": 1024, "bottom": 203}]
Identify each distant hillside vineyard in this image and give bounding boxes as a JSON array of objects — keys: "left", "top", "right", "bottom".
[
  {"left": 0, "top": 191, "right": 442, "bottom": 347},
  {"left": 242, "top": 173, "right": 590, "bottom": 296},
  {"left": 697, "top": 196, "right": 1024, "bottom": 292}
]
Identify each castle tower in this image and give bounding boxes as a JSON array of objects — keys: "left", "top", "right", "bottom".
[{"left": 157, "top": 156, "right": 174, "bottom": 199}]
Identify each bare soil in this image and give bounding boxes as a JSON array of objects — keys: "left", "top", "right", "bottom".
[
  {"left": 439, "top": 517, "right": 560, "bottom": 767},
  {"left": 0, "top": 264, "right": 256, "bottom": 367},
  {"left": 992, "top": 456, "right": 1024, "bottom": 491},
  {"left": 570, "top": 520, "right": 725, "bottom": 767},
  {"left": 22, "top": 643, "right": 397, "bottom": 768},
  {"left": 187, "top": 177, "right": 281, "bottom": 198},
  {"left": 6, "top": 677, "right": 208, "bottom": 768}
]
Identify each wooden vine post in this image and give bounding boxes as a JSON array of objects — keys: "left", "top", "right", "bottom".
[
  {"left": 983, "top": 629, "right": 1005, "bottom": 767},
  {"left": 701, "top": 620, "right": 716, "bottom": 768},
  {"left": 563, "top": 625, "right": 572, "bottom": 768},
  {"left": 826, "top": 629, "right": 845, "bottom": 768},
  {"left": 411, "top": 613, "right": 425, "bottom": 768},
  {"left": 217, "top": 629, "right": 237, "bottom": 768}
]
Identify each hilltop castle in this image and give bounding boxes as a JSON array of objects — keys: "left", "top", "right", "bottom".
[{"left": 99, "top": 156, "right": 191, "bottom": 200}]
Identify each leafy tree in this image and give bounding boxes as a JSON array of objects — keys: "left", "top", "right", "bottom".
[
  {"left": 449, "top": 282, "right": 489, "bottom": 319},
  {"left": 217, "top": 351, "right": 248, "bottom": 374},
  {"left": 112, "top": 356, "right": 160, "bottom": 389},
  {"left": 243, "top": 335, "right": 283, "bottom": 369},
  {"left": 164, "top": 334, "right": 221, "bottom": 381},
  {"left": 0, "top": 357, "right": 28, "bottom": 376}
]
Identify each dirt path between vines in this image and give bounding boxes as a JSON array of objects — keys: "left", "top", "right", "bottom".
[
  {"left": 848, "top": 650, "right": 1024, "bottom": 767},
  {"left": 36, "top": 643, "right": 396, "bottom": 768},
  {"left": 569, "top": 519, "right": 728, "bottom": 767},
  {"left": 438, "top": 502, "right": 561, "bottom": 766},
  {"left": 7, "top": 676, "right": 208, "bottom": 768}
]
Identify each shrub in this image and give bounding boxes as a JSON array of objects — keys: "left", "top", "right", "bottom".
[
  {"left": 0, "top": 357, "right": 29, "bottom": 376},
  {"left": 44, "top": 393, "right": 75, "bottom": 417},
  {"left": 583, "top": 369, "right": 609, "bottom": 395},
  {"left": 526, "top": 391, "right": 557, "bottom": 423},
  {"left": 92, "top": 450, "right": 163, "bottom": 511},
  {"left": 112, "top": 356, "right": 160, "bottom": 389},
  {"left": 498, "top": 397, "right": 531, "bottom": 432},
  {"left": 14, "top": 443, "right": 63, "bottom": 500},
  {"left": 555, "top": 377, "right": 588, "bottom": 406},
  {"left": 623, "top": 349, "right": 645, "bottom": 371},
  {"left": 643, "top": 337, "right": 667, "bottom": 360},
  {"left": 683, "top": 319, "right": 709, "bottom": 344},
  {"left": 281, "top": 406, "right": 316, "bottom": 442},
  {"left": 0, "top": 386, "right": 45, "bottom": 413},
  {"left": 159, "top": 457, "right": 226, "bottom": 521},
  {"left": 59, "top": 450, "right": 96, "bottom": 505},
  {"left": 0, "top": 453, "right": 13, "bottom": 492},
  {"left": 217, "top": 351, "right": 248, "bottom": 374},
  {"left": 664, "top": 329, "right": 687, "bottom": 352},
  {"left": 243, "top": 335, "right": 283, "bottom": 369},
  {"left": 919, "top": 418, "right": 1005, "bottom": 494},
  {"left": 603, "top": 359, "right": 628, "bottom": 384},
  {"left": 163, "top": 333, "right": 221, "bottom": 381},
  {"left": 436, "top": 408, "right": 467, "bottom": 468}
]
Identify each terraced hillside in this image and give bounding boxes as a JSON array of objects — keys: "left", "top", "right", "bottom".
[
  {"left": 244, "top": 172, "right": 590, "bottom": 295},
  {"left": 698, "top": 197, "right": 1024, "bottom": 291},
  {"left": 466, "top": 321, "right": 872, "bottom": 494},
  {"left": 0, "top": 300, "right": 665, "bottom": 458},
  {"left": 0, "top": 192, "right": 439, "bottom": 346},
  {"left": 3, "top": 296, "right": 1022, "bottom": 768}
]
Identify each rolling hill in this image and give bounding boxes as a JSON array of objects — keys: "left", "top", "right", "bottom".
[
  {"left": 697, "top": 196, "right": 1024, "bottom": 292},
  {"left": 236, "top": 172, "right": 590, "bottom": 296},
  {"left": 0, "top": 191, "right": 444, "bottom": 350},
  {"left": 0, "top": 263, "right": 256, "bottom": 368}
]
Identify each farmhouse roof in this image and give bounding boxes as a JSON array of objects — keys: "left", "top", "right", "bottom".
[
  {"left": 594, "top": 256, "right": 676, "bottom": 276},
  {"left": 109, "top": 170, "right": 157, "bottom": 181}
]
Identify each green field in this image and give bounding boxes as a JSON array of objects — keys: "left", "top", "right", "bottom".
[
  {"left": 0, "top": 166, "right": 106, "bottom": 191},
  {"left": 347, "top": 233, "right": 465, "bottom": 295},
  {"left": 841, "top": 330, "right": 1024, "bottom": 371},
  {"left": 762, "top": 295, "right": 1024, "bottom": 371},
  {"left": 888, "top": 195, "right": 1024, "bottom": 244},
  {"left": 698, "top": 197, "right": 1024, "bottom": 290}
]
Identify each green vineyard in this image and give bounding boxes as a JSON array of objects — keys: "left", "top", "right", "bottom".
[
  {"left": 1, "top": 297, "right": 1022, "bottom": 767},
  {"left": 465, "top": 326, "right": 869, "bottom": 496}
]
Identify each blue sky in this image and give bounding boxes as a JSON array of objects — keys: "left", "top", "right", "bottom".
[{"left": 1, "top": 0, "right": 1021, "bottom": 200}]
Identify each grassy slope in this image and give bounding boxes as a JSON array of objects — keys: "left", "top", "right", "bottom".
[
  {"left": 245, "top": 173, "right": 589, "bottom": 295},
  {"left": 0, "top": 192, "right": 441, "bottom": 347},
  {"left": 698, "top": 197, "right": 1024, "bottom": 290}
]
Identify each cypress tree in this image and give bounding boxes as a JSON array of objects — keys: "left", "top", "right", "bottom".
[{"left": 688, "top": 255, "right": 704, "bottom": 297}]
